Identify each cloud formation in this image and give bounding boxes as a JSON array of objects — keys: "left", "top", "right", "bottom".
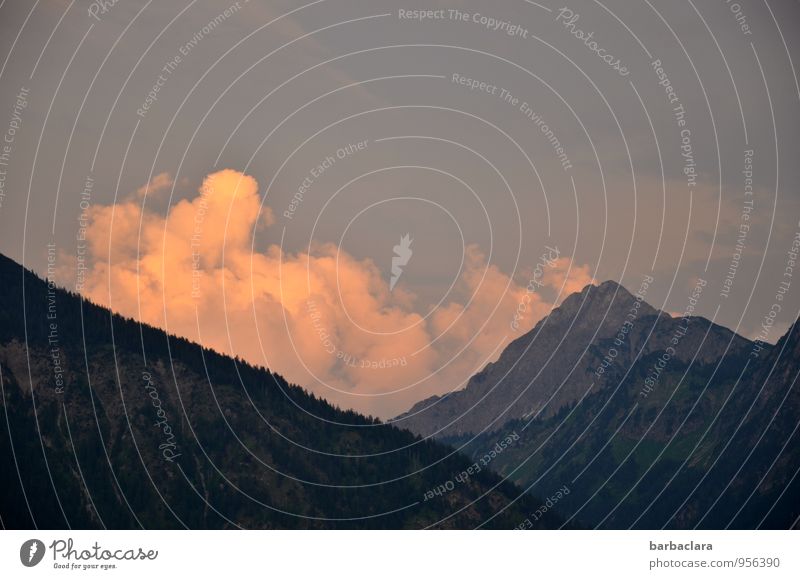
[
  {"left": 134, "top": 172, "right": 174, "bottom": 199},
  {"left": 74, "top": 169, "right": 594, "bottom": 418}
]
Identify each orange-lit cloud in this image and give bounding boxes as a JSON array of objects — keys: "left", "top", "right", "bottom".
[
  {"left": 74, "top": 169, "right": 594, "bottom": 418},
  {"left": 134, "top": 172, "right": 173, "bottom": 199}
]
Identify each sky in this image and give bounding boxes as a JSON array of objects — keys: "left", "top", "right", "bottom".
[{"left": 0, "top": 0, "right": 799, "bottom": 418}]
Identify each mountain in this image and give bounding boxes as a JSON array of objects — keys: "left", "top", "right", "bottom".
[
  {"left": 400, "top": 280, "right": 800, "bottom": 529},
  {"left": 0, "top": 253, "right": 562, "bottom": 529},
  {"left": 398, "top": 280, "right": 752, "bottom": 437}
]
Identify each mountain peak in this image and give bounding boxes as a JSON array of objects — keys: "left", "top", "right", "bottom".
[
  {"left": 399, "top": 277, "right": 754, "bottom": 437},
  {"left": 581, "top": 279, "right": 637, "bottom": 301},
  {"left": 550, "top": 279, "right": 657, "bottom": 327},
  {"left": 595, "top": 279, "right": 624, "bottom": 293}
]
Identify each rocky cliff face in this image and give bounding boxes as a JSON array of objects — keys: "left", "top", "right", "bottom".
[
  {"left": 451, "top": 316, "right": 799, "bottom": 529},
  {"left": 397, "top": 280, "right": 753, "bottom": 438}
]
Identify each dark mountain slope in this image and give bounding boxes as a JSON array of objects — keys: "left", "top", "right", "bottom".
[{"left": 0, "top": 252, "right": 561, "bottom": 529}]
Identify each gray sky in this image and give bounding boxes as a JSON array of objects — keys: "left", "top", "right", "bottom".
[{"left": 1, "top": 0, "right": 799, "bottom": 416}]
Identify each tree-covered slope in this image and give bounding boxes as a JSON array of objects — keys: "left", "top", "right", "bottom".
[{"left": 0, "top": 253, "right": 560, "bottom": 529}]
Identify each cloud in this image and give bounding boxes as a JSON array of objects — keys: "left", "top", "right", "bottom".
[
  {"left": 134, "top": 172, "right": 174, "bottom": 199},
  {"left": 73, "top": 169, "right": 593, "bottom": 418},
  {"left": 542, "top": 257, "right": 595, "bottom": 297}
]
